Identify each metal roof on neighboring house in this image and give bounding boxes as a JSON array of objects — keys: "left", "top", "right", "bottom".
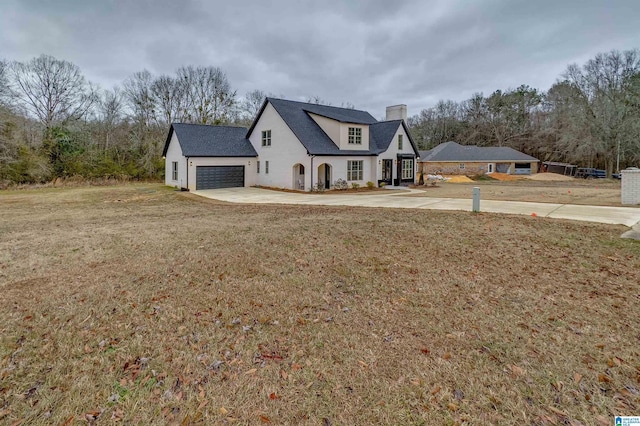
[
  {"left": 419, "top": 141, "right": 539, "bottom": 162},
  {"left": 162, "top": 123, "right": 257, "bottom": 157}
]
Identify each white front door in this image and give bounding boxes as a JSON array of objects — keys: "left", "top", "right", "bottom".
[{"left": 487, "top": 163, "right": 495, "bottom": 173}]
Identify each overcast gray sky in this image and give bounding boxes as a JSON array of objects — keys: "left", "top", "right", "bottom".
[{"left": 1, "top": 0, "right": 639, "bottom": 118}]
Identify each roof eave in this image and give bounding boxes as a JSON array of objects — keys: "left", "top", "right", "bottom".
[
  {"left": 401, "top": 121, "right": 420, "bottom": 157},
  {"left": 162, "top": 124, "right": 175, "bottom": 157},
  {"left": 245, "top": 98, "right": 270, "bottom": 139}
]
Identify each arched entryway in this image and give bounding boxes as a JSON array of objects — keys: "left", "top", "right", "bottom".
[
  {"left": 293, "top": 164, "right": 305, "bottom": 190},
  {"left": 317, "top": 163, "right": 332, "bottom": 190}
]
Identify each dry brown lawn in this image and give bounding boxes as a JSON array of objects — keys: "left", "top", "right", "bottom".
[
  {"left": 1, "top": 184, "right": 639, "bottom": 425},
  {"left": 413, "top": 178, "right": 629, "bottom": 207}
]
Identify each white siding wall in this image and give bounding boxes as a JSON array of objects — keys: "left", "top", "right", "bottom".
[
  {"left": 164, "top": 132, "right": 187, "bottom": 189},
  {"left": 312, "top": 155, "right": 376, "bottom": 187},
  {"left": 308, "top": 113, "right": 370, "bottom": 151},
  {"left": 249, "top": 103, "right": 312, "bottom": 189},
  {"left": 308, "top": 113, "right": 340, "bottom": 144},
  {"left": 187, "top": 157, "right": 256, "bottom": 191},
  {"left": 375, "top": 124, "right": 417, "bottom": 182},
  {"left": 338, "top": 123, "right": 370, "bottom": 151}
]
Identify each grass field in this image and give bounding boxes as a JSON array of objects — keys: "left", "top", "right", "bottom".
[
  {"left": 413, "top": 178, "right": 627, "bottom": 207},
  {"left": 1, "top": 184, "right": 639, "bottom": 425}
]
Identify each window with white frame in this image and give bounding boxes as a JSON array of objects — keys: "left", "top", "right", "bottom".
[
  {"left": 261, "top": 130, "right": 271, "bottom": 146},
  {"left": 172, "top": 161, "right": 178, "bottom": 180},
  {"left": 398, "top": 134, "right": 403, "bottom": 150},
  {"left": 265, "top": 160, "right": 269, "bottom": 174},
  {"left": 459, "top": 163, "right": 465, "bottom": 170},
  {"left": 402, "top": 159, "right": 414, "bottom": 179},
  {"left": 257, "top": 160, "right": 260, "bottom": 173},
  {"left": 347, "top": 160, "right": 363, "bottom": 181},
  {"left": 348, "top": 127, "right": 362, "bottom": 144}
]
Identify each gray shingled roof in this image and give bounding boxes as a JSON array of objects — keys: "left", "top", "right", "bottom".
[
  {"left": 419, "top": 142, "right": 538, "bottom": 162},
  {"left": 246, "top": 98, "right": 419, "bottom": 156},
  {"left": 259, "top": 98, "right": 378, "bottom": 156},
  {"left": 163, "top": 123, "right": 257, "bottom": 157},
  {"left": 369, "top": 120, "right": 402, "bottom": 154}
]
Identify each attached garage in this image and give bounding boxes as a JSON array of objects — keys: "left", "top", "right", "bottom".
[
  {"left": 196, "top": 165, "right": 245, "bottom": 190},
  {"left": 163, "top": 124, "right": 257, "bottom": 191}
]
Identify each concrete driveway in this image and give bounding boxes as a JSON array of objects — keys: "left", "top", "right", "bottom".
[{"left": 193, "top": 187, "right": 640, "bottom": 227}]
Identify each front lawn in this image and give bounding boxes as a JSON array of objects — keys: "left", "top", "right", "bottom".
[{"left": 0, "top": 184, "right": 638, "bottom": 425}]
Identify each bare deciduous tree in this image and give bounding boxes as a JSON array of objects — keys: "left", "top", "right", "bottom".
[
  {"left": 306, "top": 95, "right": 330, "bottom": 105},
  {"left": 123, "top": 70, "right": 155, "bottom": 127},
  {"left": 241, "top": 89, "right": 267, "bottom": 121},
  {"left": 177, "top": 66, "right": 236, "bottom": 125},
  {"left": 9, "top": 54, "right": 97, "bottom": 128},
  {"left": 97, "top": 87, "right": 124, "bottom": 151},
  {"left": 561, "top": 49, "right": 640, "bottom": 175},
  {"left": 151, "top": 75, "right": 188, "bottom": 126},
  {"left": 0, "top": 60, "right": 10, "bottom": 105}
]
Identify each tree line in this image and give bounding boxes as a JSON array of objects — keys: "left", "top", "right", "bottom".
[
  {"left": 409, "top": 49, "right": 640, "bottom": 176},
  {"left": 1, "top": 49, "right": 638, "bottom": 185},
  {"left": 0, "top": 55, "right": 267, "bottom": 186}
]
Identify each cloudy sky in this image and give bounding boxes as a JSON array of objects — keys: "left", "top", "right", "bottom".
[{"left": 1, "top": 0, "right": 639, "bottom": 117}]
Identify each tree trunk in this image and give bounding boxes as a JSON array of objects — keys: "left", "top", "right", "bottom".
[{"left": 606, "top": 156, "right": 614, "bottom": 179}]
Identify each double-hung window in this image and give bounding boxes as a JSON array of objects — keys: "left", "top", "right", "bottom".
[
  {"left": 257, "top": 161, "right": 260, "bottom": 173},
  {"left": 261, "top": 130, "right": 271, "bottom": 147},
  {"left": 265, "top": 160, "right": 269, "bottom": 174},
  {"left": 347, "top": 160, "right": 363, "bottom": 181},
  {"left": 172, "top": 161, "right": 178, "bottom": 181},
  {"left": 402, "top": 159, "right": 414, "bottom": 179},
  {"left": 348, "top": 127, "right": 362, "bottom": 144}
]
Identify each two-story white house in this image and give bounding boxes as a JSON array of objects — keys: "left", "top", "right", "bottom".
[{"left": 163, "top": 98, "right": 419, "bottom": 191}]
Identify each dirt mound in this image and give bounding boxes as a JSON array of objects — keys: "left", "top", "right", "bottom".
[
  {"left": 525, "top": 172, "right": 575, "bottom": 182},
  {"left": 488, "top": 173, "right": 524, "bottom": 181},
  {"left": 442, "top": 175, "right": 474, "bottom": 183}
]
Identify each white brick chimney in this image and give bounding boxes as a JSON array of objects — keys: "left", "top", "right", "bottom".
[{"left": 385, "top": 104, "right": 407, "bottom": 122}]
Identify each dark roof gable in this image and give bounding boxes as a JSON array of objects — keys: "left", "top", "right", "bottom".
[
  {"left": 163, "top": 123, "right": 257, "bottom": 157},
  {"left": 247, "top": 97, "right": 418, "bottom": 156},
  {"left": 370, "top": 120, "right": 419, "bottom": 156}
]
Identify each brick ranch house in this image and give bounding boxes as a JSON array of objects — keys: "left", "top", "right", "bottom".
[
  {"left": 418, "top": 142, "right": 539, "bottom": 176},
  {"left": 163, "top": 98, "right": 420, "bottom": 191}
]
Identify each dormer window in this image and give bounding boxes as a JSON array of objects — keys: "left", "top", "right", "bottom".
[{"left": 348, "top": 127, "right": 362, "bottom": 144}]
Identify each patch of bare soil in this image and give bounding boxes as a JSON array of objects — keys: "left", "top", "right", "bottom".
[
  {"left": 442, "top": 175, "right": 474, "bottom": 183},
  {"left": 0, "top": 184, "right": 639, "bottom": 425},
  {"left": 411, "top": 179, "right": 629, "bottom": 207},
  {"left": 525, "top": 172, "right": 576, "bottom": 181},
  {"left": 488, "top": 172, "right": 524, "bottom": 181},
  {"left": 254, "top": 185, "right": 391, "bottom": 194}
]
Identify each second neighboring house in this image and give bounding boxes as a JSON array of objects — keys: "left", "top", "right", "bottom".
[
  {"left": 418, "top": 142, "right": 539, "bottom": 176},
  {"left": 163, "top": 98, "right": 419, "bottom": 191}
]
